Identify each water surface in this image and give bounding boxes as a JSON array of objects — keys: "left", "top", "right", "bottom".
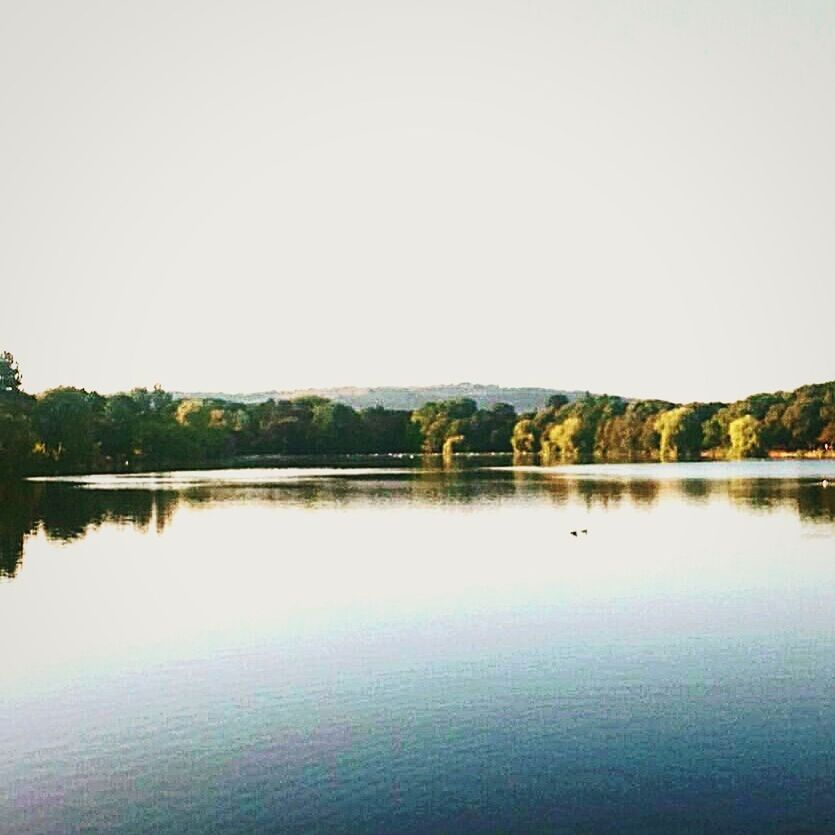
[{"left": 1, "top": 459, "right": 833, "bottom": 833}]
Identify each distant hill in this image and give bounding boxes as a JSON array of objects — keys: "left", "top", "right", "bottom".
[{"left": 172, "top": 383, "right": 594, "bottom": 413}]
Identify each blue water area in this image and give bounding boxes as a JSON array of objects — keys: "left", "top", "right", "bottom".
[{"left": 1, "top": 460, "right": 833, "bottom": 833}]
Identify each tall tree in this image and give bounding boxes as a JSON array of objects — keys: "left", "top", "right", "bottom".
[
  {"left": 0, "top": 351, "right": 34, "bottom": 477},
  {"left": 0, "top": 351, "right": 22, "bottom": 395},
  {"left": 728, "top": 414, "right": 763, "bottom": 458},
  {"left": 32, "top": 388, "right": 100, "bottom": 471}
]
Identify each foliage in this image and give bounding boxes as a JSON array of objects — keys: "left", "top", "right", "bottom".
[
  {"left": 411, "top": 399, "right": 515, "bottom": 454},
  {"left": 32, "top": 388, "right": 101, "bottom": 471},
  {"left": 0, "top": 412, "right": 35, "bottom": 478},
  {"left": 511, "top": 419, "right": 537, "bottom": 454},
  {"left": 593, "top": 399, "right": 670, "bottom": 461},
  {"left": 509, "top": 383, "right": 834, "bottom": 464},
  {"left": 0, "top": 352, "right": 23, "bottom": 397},
  {"left": 0, "top": 352, "right": 35, "bottom": 477},
  {"left": 2, "top": 347, "right": 835, "bottom": 477},
  {"left": 654, "top": 406, "right": 703, "bottom": 462},
  {"left": 728, "top": 414, "right": 763, "bottom": 459},
  {"left": 542, "top": 416, "right": 582, "bottom": 464}
]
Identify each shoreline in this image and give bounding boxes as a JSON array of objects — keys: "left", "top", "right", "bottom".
[{"left": 767, "top": 450, "right": 835, "bottom": 460}]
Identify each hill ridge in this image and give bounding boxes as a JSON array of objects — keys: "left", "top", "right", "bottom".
[{"left": 172, "top": 383, "right": 598, "bottom": 413}]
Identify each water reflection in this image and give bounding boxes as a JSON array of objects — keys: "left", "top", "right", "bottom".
[
  {"left": 0, "top": 483, "right": 178, "bottom": 579},
  {"left": 0, "top": 485, "right": 39, "bottom": 580},
  {"left": 551, "top": 474, "right": 835, "bottom": 519},
  {"left": 2, "top": 465, "right": 834, "bottom": 580}
]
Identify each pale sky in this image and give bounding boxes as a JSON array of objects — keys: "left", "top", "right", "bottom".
[{"left": 1, "top": 1, "right": 833, "bottom": 403}]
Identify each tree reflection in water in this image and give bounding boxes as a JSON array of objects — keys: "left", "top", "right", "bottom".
[
  {"left": 0, "top": 483, "right": 178, "bottom": 579},
  {"left": 1, "top": 468, "right": 833, "bottom": 580}
]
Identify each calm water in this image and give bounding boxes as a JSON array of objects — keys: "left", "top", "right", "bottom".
[{"left": 1, "top": 459, "right": 833, "bottom": 834}]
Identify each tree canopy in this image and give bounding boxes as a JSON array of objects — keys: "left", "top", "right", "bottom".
[
  {"left": 0, "top": 351, "right": 22, "bottom": 395},
  {"left": 0, "top": 348, "right": 834, "bottom": 478}
]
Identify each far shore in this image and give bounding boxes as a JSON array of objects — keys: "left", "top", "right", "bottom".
[
  {"left": 699, "top": 449, "right": 835, "bottom": 461},
  {"left": 767, "top": 449, "right": 835, "bottom": 460}
]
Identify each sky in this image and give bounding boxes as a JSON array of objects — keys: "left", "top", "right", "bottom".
[{"left": 1, "top": 0, "right": 834, "bottom": 404}]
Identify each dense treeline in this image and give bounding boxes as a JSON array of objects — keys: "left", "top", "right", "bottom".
[
  {"left": 1, "top": 350, "right": 834, "bottom": 477},
  {"left": 0, "top": 352, "right": 518, "bottom": 475},
  {"left": 512, "top": 384, "right": 835, "bottom": 463}
]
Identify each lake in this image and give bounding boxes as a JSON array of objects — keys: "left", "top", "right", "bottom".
[{"left": 1, "top": 458, "right": 833, "bottom": 833}]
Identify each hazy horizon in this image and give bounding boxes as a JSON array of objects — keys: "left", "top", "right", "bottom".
[
  {"left": 11, "top": 371, "right": 835, "bottom": 408},
  {"left": 3, "top": 1, "right": 833, "bottom": 402},
  {"left": 172, "top": 373, "right": 835, "bottom": 405}
]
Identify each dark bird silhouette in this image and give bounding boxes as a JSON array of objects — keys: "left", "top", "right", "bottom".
[
  {"left": 581, "top": 529, "right": 588, "bottom": 534},
  {"left": 570, "top": 530, "right": 578, "bottom": 537}
]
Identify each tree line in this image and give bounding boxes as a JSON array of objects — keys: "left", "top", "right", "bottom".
[
  {"left": 512, "top": 384, "right": 835, "bottom": 463},
  {"left": 1, "top": 350, "right": 834, "bottom": 477}
]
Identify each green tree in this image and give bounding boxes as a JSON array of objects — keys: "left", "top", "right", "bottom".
[
  {"left": 461, "top": 403, "right": 516, "bottom": 452},
  {"left": 0, "top": 351, "right": 23, "bottom": 395},
  {"left": 411, "top": 399, "right": 478, "bottom": 453},
  {"left": 654, "top": 406, "right": 702, "bottom": 462},
  {"left": 819, "top": 421, "right": 835, "bottom": 448},
  {"left": 0, "top": 412, "right": 35, "bottom": 478},
  {"left": 781, "top": 396, "right": 823, "bottom": 450},
  {"left": 99, "top": 393, "right": 141, "bottom": 466},
  {"left": 511, "top": 418, "right": 538, "bottom": 454},
  {"left": 593, "top": 399, "right": 670, "bottom": 461},
  {"left": 728, "top": 414, "right": 763, "bottom": 458},
  {"left": 541, "top": 416, "right": 582, "bottom": 464},
  {"left": 0, "top": 350, "right": 35, "bottom": 477},
  {"left": 360, "top": 407, "right": 420, "bottom": 453},
  {"left": 311, "top": 402, "right": 364, "bottom": 453},
  {"left": 33, "top": 388, "right": 100, "bottom": 471}
]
